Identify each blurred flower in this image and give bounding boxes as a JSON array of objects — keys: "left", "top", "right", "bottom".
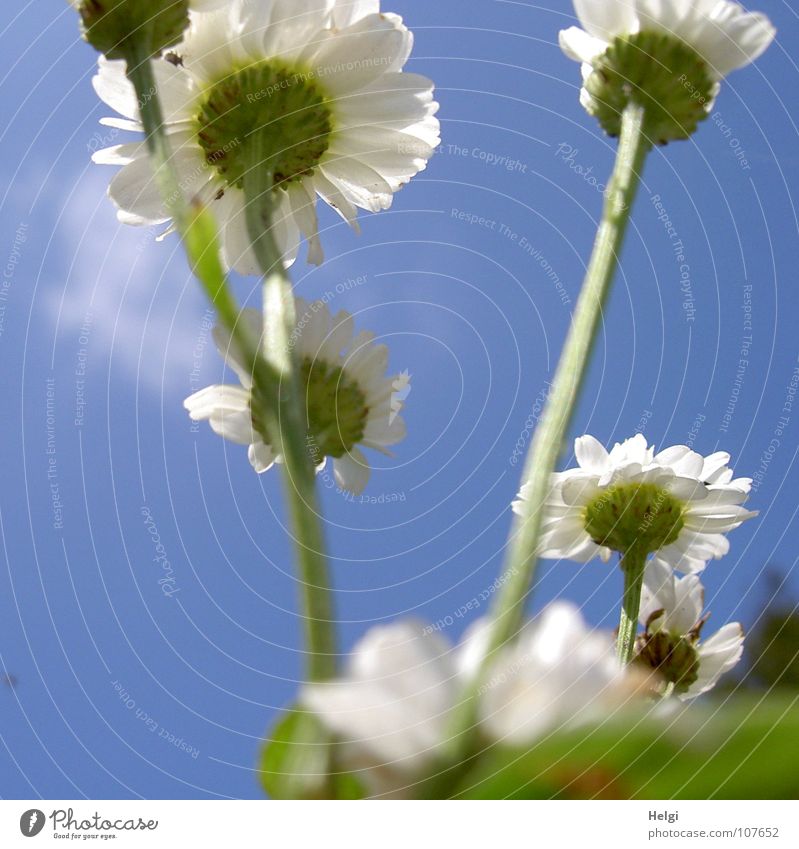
[
  {"left": 560, "top": 0, "right": 775, "bottom": 141},
  {"left": 185, "top": 298, "right": 407, "bottom": 494},
  {"left": 636, "top": 559, "right": 744, "bottom": 699},
  {"left": 514, "top": 434, "right": 756, "bottom": 572},
  {"left": 303, "top": 603, "right": 635, "bottom": 797},
  {"left": 89, "top": 0, "right": 440, "bottom": 273},
  {"left": 478, "top": 602, "right": 632, "bottom": 744}
]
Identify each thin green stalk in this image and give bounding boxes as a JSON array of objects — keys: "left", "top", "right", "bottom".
[
  {"left": 444, "top": 103, "right": 652, "bottom": 763},
  {"left": 617, "top": 548, "right": 647, "bottom": 664},
  {"left": 124, "top": 44, "right": 336, "bottom": 681},
  {"left": 241, "top": 135, "right": 336, "bottom": 683}
]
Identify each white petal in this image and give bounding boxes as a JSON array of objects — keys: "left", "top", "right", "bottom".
[
  {"left": 257, "top": 0, "right": 334, "bottom": 63},
  {"left": 560, "top": 475, "right": 601, "bottom": 507},
  {"left": 574, "top": 434, "right": 610, "bottom": 473},
  {"left": 573, "top": 0, "right": 638, "bottom": 41},
  {"left": 320, "top": 156, "right": 394, "bottom": 213},
  {"left": 215, "top": 189, "right": 261, "bottom": 276},
  {"left": 684, "top": 623, "right": 744, "bottom": 698},
  {"left": 287, "top": 181, "right": 324, "bottom": 265},
  {"left": 304, "top": 620, "right": 457, "bottom": 766},
  {"left": 107, "top": 155, "right": 171, "bottom": 225},
  {"left": 331, "top": 0, "right": 379, "bottom": 29},
  {"left": 559, "top": 26, "right": 608, "bottom": 63},
  {"left": 693, "top": 6, "right": 776, "bottom": 77},
  {"left": 701, "top": 451, "right": 731, "bottom": 482},
  {"left": 310, "top": 170, "right": 361, "bottom": 229},
  {"left": 184, "top": 385, "right": 254, "bottom": 445},
  {"left": 333, "top": 448, "right": 371, "bottom": 494},
  {"left": 310, "top": 13, "right": 413, "bottom": 94},
  {"left": 248, "top": 441, "right": 276, "bottom": 473}
]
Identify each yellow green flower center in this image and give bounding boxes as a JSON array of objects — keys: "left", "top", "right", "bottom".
[
  {"left": 196, "top": 60, "right": 334, "bottom": 191},
  {"left": 583, "top": 481, "right": 685, "bottom": 555},
  {"left": 252, "top": 357, "right": 369, "bottom": 460},
  {"left": 585, "top": 31, "right": 716, "bottom": 144}
]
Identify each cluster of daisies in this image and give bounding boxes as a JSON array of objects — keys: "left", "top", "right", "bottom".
[
  {"left": 299, "top": 436, "right": 754, "bottom": 796},
  {"left": 78, "top": 0, "right": 773, "bottom": 797},
  {"left": 89, "top": 0, "right": 439, "bottom": 494}
]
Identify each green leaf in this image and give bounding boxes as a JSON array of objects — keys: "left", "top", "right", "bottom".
[
  {"left": 451, "top": 694, "right": 799, "bottom": 800},
  {"left": 259, "top": 707, "right": 366, "bottom": 800}
]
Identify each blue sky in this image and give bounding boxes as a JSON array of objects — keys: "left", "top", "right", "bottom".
[{"left": 1, "top": 0, "right": 797, "bottom": 799}]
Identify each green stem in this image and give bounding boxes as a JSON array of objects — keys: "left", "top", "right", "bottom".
[
  {"left": 241, "top": 135, "right": 336, "bottom": 683},
  {"left": 617, "top": 548, "right": 647, "bottom": 665},
  {"left": 124, "top": 45, "right": 336, "bottom": 682},
  {"left": 444, "top": 103, "right": 652, "bottom": 761}
]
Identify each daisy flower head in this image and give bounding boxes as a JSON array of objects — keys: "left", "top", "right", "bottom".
[
  {"left": 636, "top": 558, "right": 744, "bottom": 698},
  {"left": 90, "top": 0, "right": 441, "bottom": 274},
  {"left": 302, "top": 619, "right": 464, "bottom": 798},
  {"left": 478, "top": 602, "right": 634, "bottom": 745},
  {"left": 514, "top": 434, "right": 756, "bottom": 572},
  {"left": 560, "top": 0, "right": 776, "bottom": 142},
  {"left": 70, "top": 0, "right": 192, "bottom": 59},
  {"left": 184, "top": 297, "right": 408, "bottom": 494},
  {"left": 302, "top": 603, "right": 636, "bottom": 797}
]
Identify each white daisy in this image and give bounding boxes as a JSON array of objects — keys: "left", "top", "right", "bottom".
[
  {"left": 90, "top": 0, "right": 440, "bottom": 274},
  {"left": 478, "top": 602, "right": 631, "bottom": 745},
  {"left": 559, "top": 0, "right": 775, "bottom": 141},
  {"left": 185, "top": 297, "right": 407, "bottom": 494},
  {"left": 514, "top": 434, "right": 756, "bottom": 573},
  {"left": 302, "top": 619, "right": 463, "bottom": 797},
  {"left": 302, "top": 603, "right": 634, "bottom": 796},
  {"left": 637, "top": 558, "right": 744, "bottom": 699}
]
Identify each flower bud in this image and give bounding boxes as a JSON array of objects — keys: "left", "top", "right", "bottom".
[
  {"left": 635, "top": 631, "right": 700, "bottom": 695},
  {"left": 73, "top": 0, "right": 189, "bottom": 60}
]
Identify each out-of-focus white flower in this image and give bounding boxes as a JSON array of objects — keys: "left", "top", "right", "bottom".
[
  {"left": 559, "top": 0, "right": 775, "bottom": 141},
  {"left": 637, "top": 559, "right": 744, "bottom": 699},
  {"left": 90, "top": 0, "right": 440, "bottom": 273},
  {"left": 303, "top": 603, "right": 635, "bottom": 796},
  {"left": 514, "top": 434, "right": 756, "bottom": 573},
  {"left": 478, "top": 603, "right": 631, "bottom": 744},
  {"left": 185, "top": 298, "right": 407, "bottom": 494}
]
